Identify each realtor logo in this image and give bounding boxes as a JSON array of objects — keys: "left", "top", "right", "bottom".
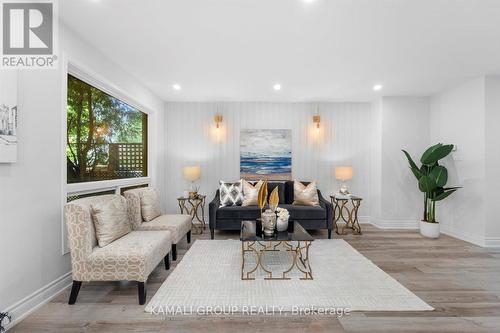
[{"left": 1, "top": 0, "right": 58, "bottom": 68}]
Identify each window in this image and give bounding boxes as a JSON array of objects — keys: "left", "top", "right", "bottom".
[{"left": 66, "top": 74, "right": 148, "bottom": 184}]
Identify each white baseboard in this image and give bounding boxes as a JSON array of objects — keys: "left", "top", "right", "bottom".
[
  {"left": 3, "top": 272, "right": 72, "bottom": 331},
  {"left": 369, "top": 218, "right": 419, "bottom": 229},
  {"left": 439, "top": 225, "right": 485, "bottom": 247},
  {"left": 484, "top": 237, "right": 500, "bottom": 248}
]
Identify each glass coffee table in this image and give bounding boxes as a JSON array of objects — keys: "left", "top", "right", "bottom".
[{"left": 240, "top": 220, "right": 314, "bottom": 280}]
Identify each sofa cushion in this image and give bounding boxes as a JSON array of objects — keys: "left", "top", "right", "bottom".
[
  {"left": 139, "top": 189, "right": 162, "bottom": 222},
  {"left": 91, "top": 195, "right": 131, "bottom": 247},
  {"left": 136, "top": 214, "right": 191, "bottom": 244},
  {"left": 216, "top": 206, "right": 261, "bottom": 220},
  {"left": 280, "top": 204, "right": 326, "bottom": 220},
  {"left": 87, "top": 230, "right": 171, "bottom": 282},
  {"left": 242, "top": 179, "right": 263, "bottom": 206},
  {"left": 219, "top": 180, "right": 244, "bottom": 207},
  {"left": 293, "top": 180, "right": 320, "bottom": 206}
]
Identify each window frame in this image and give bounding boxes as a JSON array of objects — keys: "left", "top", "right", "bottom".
[
  {"left": 61, "top": 59, "right": 155, "bottom": 255},
  {"left": 65, "top": 62, "right": 153, "bottom": 194}
]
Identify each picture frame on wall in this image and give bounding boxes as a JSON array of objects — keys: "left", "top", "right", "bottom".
[
  {"left": 0, "top": 71, "right": 18, "bottom": 163},
  {"left": 240, "top": 129, "right": 292, "bottom": 181}
]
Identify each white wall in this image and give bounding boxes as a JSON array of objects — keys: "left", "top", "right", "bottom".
[
  {"left": 430, "top": 77, "right": 486, "bottom": 245},
  {"left": 0, "top": 24, "right": 164, "bottom": 328},
  {"left": 485, "top": 76, "right": 500, "bottom": 245},
  {"left": 369, "top": 97, "right": 431, "bottom": 228},
  {"left": 164, "top": 102, "right": 372, "bottom": 218}
]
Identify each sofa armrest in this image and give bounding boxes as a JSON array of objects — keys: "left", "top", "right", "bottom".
[
  {"left": 209, "top": 190, "right": 221, "bottom": 230},
  {"left": 318, "top": 190, "right": 333, "bottom": 229}
]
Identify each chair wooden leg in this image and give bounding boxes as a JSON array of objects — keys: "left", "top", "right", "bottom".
[
  {"left": 171, "top": 244, "right": 177, "bottom": 261},
  {"left": 328, "top": 229, "right": 332, "bottom": 239},
  {"left": 68, "top": 281, "right": 82, "bottom": 305},
  {"left": 138, "top": 282, "right": 147, "bottom": 305},
  {"left": 164, "top": 254, "right": 170, "bottom": 270},
  {"left": 187, "top": 230, "right": 192, "bottom": 244},
  {"left": 210, "top": 229, "right": 214, "bottom": 240}
]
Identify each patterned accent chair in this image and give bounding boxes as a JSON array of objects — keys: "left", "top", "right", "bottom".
[
  {"left": 65, "top": 194, "right": 172, "bottom": 305},
  {"left": 123, "top": 188, "right": 192, "bottom": 261}
]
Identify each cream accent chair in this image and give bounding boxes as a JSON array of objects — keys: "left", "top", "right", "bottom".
[
  {"left": 124, "top": 188, "right": 192, "bottom": 261},
  {"left": 65, "top": 194, "right": 172, "bottom": 305}
]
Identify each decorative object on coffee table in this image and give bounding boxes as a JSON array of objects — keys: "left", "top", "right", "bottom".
[
  {"left": 261, "top": 209, "right": 277, "bottom": 237},
  {"left": 335, "top": 166, "right": 353, "bottom": 195},
  {"left": 177, "top": 194, "right": 206, "bottom": 234},
  {"left": 402, "top": 143, "right": 460, "bottom": 239},
  {"left": 276, "top": 207, "right": 290, "bottom": 232},
  {"left": 257, "top": 179, "right": 268, "bottom": 224},
  {"left": 240, "top": 220, "right": 313, "bottom": 280},
  {"left": 330, "top": 194, "right": 363, "bottom": 235}
]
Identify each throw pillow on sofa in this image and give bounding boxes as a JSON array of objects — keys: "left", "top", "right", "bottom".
[
  {"left": 293, "top": 180, "right": 320, "bottom": 206},
  {"left": 91, "top": 195, "right": 131, "bottom": 247},
  {"left": 139, "top": 188, "right": 162, "bottom": 222},
  {"left": 219, "top": 180, "right": 244, "bottom": 207},
  {"left": 241, "top": 179, "right": 264, "bottom": 206}
]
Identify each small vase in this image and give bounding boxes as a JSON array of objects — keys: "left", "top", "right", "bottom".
[{"left": 276, "top": 217, "right": 289, "bottom": 232}]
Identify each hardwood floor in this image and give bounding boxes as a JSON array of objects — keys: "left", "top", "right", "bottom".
[{"left": 11, "top": 225, "right": 500, "bottom": 333}]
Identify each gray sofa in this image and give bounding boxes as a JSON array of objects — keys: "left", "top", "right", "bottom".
[{"left": 209, "top": 181, "right": 333, "bottom": 239}]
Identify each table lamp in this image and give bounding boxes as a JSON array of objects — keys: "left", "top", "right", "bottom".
[
  {"left": 183, "top": 165, "right": 201, "bottom": 198},
  {"left": 335, "top": 166, "right": 353, "bottom": 195}
]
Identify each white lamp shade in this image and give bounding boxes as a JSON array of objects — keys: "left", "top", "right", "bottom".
[
  {"left": 335, "top": 166, "right": 353, "bottom": 181},
  {"left": 183, "top": 166, "right": 201, "bottom": 182}
]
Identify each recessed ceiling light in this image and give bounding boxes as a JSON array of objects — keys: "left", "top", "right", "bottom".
[
  {"left": 172, "top": 84, "right": 182, "bottom": 91},
  {"left": 373, "top": 84, "right": 383, "bottom": 91},
  {"left": 302, "top": 0, "right": 317, "bottom": 3},
  {"left": 273, "top": 83, "right": 282, "bottom": 91}
]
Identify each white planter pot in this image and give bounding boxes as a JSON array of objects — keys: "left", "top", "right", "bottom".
[
  {"left": 419, "top": 221, "right": 440, "bottom": 239},
  {"left": 276, "top": 217, "right": 289, "bottom": 232}
]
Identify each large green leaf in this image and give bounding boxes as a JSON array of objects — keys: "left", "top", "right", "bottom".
[
  {"left": 420, "top": 144, "right": 454, "bottom": 165},
  {"left": 433, "top": 188, "right": 457, "bottom": 201},
  {"left": 402, "top": 150, "right": 419, "bottom": 170},
  {"left": 430, "top": 166, "right": 448, "bottom": 187},
  {"left": 420, "top": 165, "right": 430, "bottom": 175},
  {"left": 410, "top": 167, "right": 423, "bottom": 180},
  {"left": 420, "top": 143, "right": 442, "bottom": 164},
  {"left": 418, "top": 175, "right": 437, "bottom": 193},
  {"left": 402, "top": 150, "right": 423, "bottom": 180}
]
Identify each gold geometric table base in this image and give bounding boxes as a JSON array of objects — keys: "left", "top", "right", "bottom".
[
  {"left": 177, "top": 195, "right": 206, "bottom": 235},
  {"left": 331, "top": 196, "right": 363, "bottom": 235},
  {"left": 241, "top": 241, "right": 313, "bottom": 280}
]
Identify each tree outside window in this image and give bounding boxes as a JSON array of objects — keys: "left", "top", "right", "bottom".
[{"left": 67, "top": 75, "right": 147, "bottom": 183}]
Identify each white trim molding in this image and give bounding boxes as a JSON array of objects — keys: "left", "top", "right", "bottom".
[
  {"left": 484, "top": 237, "right": 500, "bottom": 248},
  {"left": 66, "top": 177, "right": 151, "bottom": 196},
  {"left": 440, "top": 225, "right": 486, "bottom": 247},
  {"left": 370, "top": 218, "right": 419, "bottom": 229},
  {"left": 3, "top": 272, "right": 72, "bottom": 332}
]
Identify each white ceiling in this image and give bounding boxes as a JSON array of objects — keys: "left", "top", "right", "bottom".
[{"left": 61, "top": 0, "right": 500, "bottom": 102}]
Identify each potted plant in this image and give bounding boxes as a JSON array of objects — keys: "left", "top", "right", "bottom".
[{"left": 402, "top": 143, "right": 460, "bottom": 238}]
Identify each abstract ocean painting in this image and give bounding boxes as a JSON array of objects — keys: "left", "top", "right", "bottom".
[{"left": 240, "top": 129, "right": 292, "bottom": 181}]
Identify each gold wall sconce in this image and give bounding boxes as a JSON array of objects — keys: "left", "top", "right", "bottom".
[
  {"left": 214, "top": 114, "right": 223, "bottom": 131},
  {"left": 313, "top": 114, "right": 321, "bottom": 132}
]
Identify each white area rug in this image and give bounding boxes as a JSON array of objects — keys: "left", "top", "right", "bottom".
[{"left": 146, "top": 240, "right": 433, "bottom": 313}]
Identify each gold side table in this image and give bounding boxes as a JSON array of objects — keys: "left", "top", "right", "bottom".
[
  {"left": 177, "top": 195, "right": 206, "bottom": 234},
  {"left": 330, "top": 195, "right": 363, "bottom": 235}
]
